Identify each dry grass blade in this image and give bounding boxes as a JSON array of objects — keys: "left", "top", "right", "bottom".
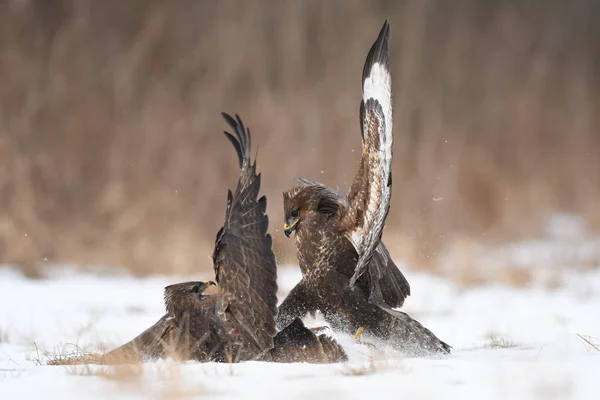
[
  {"left": 40, "top": 343, "right": 106, "bottom": 366},
  {"left": 484, "top": 332, "right": 517, "bottom": 349},
  {"left": 46, "top": 352, "right": 106, "bottom": 366},
  {"left": 576, "top": 334, "right": 600, "bottom": 352}
]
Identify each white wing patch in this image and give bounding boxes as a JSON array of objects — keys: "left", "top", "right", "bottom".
[
  {"left": 362, "top": 62, "right": 392, "bottom": 142},
  {"left": 363, "top": 61, "right": 393, "bottom": 194}
]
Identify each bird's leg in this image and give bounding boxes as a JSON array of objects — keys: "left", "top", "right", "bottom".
[
  {"left": 354, "top": 326, "right": 365, "bottom": 342},
  {"left": 225, "top": 344, "right": 233, "bottom": 364},
  {"left": 352, "top": 326, "right": 378, "bottom": 349},
  {"left": 276, "top": 280, "right": 316, "bottom": 330}
]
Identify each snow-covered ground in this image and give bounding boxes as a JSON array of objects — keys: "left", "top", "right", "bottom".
[{"left": 1, "top": 256, "right": 598, "bottom": 400}]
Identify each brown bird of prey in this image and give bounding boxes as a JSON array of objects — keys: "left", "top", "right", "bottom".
[
  {"left": 101, "top": 114, "right": 347, "bottom": 365},
  {"left": 279, "top": 21, "right": 451, "bottom": 356}
]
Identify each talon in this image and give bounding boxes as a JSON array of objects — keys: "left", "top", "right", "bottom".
[
  {"left": 311, "top": 326, "right": 328, "bottom": 334},
  {"left": 354, "top": 326, "right": 364, "bottom": 342}
]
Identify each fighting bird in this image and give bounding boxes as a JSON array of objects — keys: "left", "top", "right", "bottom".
[
  {"left": 101, "top": 114, "right": 347, "bottom": 364},
  {"left": 278, "top": 21, "right": 451, "bottom": 356}
]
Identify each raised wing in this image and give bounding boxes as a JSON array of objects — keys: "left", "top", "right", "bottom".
[
  {"left": 342, "top": 21, "right": 394, "bottom": 289},
  {"left": 212, "top": 113, "right": 278, "bottom": 360}
]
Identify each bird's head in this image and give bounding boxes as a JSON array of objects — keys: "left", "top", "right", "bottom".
[
  {"left": 164, "top": 280, "right": 216, "bottom": 316},
  {"left": 282, "top": 186, "right": 312, "bottom": 238},
  {"left": 283, "top": 184, "right": 339, "bottom": 238}
]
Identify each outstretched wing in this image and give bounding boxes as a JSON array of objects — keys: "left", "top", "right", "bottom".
[
  {"left": 102, "top": 314, "right": 174, "bottom": 364},
  {"left": 341, "top": 21, "right": 393, "bottom": 289},
  {"left": 212, "top": 113, "right": 278, "bottom": 360}
]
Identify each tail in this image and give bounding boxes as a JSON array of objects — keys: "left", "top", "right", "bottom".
[
  {"left": 371, "top": 242, "right": 411, "bottom": 308},
  {"left": 382, "top": 307, "right": 452, "bottom": 356}
]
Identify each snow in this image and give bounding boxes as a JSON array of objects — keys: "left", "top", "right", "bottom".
[{"left": 1, "top": 259, "right": 599, "bottom": 399}]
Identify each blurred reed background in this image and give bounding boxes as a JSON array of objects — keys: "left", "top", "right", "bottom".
[{"left": 1, "top": 0, "right": 599, "bottom": 278}]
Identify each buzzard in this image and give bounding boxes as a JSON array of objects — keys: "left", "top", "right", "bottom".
[
  {"left": 101, "top": 114, "right": 347, "bottom": 364},
  {"left": 279, "top": 21, "right": 451, "bottom": 355}
]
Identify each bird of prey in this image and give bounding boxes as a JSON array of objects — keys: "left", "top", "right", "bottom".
[
  {"left": 100, "top": 114, "right": 347, "bottom": 365},
  {"left": 279, "top": 21, "right": 451, "bottom": 355}
]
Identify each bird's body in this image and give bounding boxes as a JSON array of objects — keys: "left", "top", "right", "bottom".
[
  {"left": 293, "top": 205, "right": 355, "bottom": 282},
  {"left": 103, "top": 282, "right": 347, "bottom": 364},
  {"left": 103, "top": 282, "right": 232, "bottom": 363},
  {"left": 279, "top": 21, "right": 451, "bottom": 356},
  {"left": 286, "top": 184, "right": 407, "bottom": 304}
]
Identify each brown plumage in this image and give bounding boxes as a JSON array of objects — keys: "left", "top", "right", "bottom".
[
  {"left": 102, "top": 281, "right": 229, "bottom": 363},
  {"left": 103, "top": 283, "right": 347, "bottom": 364},
  {"left": 267, "top": 318, "right": 347, "bottom": 364},
  {"left": 279, "top": 21, "right": 451, "bottom": 356},
  {"left": 101, "top": 113, "right": 346, "bottom": 364}
]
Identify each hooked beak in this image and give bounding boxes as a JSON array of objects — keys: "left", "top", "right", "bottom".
[
  {"left": 283, "top": 219, "right": 298, "bottom": 238},
  {"left": 200, "top": 280, "right": 217, "bottom": 292}
]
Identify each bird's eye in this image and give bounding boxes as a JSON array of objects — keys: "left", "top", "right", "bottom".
[
  {"left": 291, "top": 210, "right": 299, "bottom": 218},
  {"left": 191, "top": 285, "right": 200, "bottom": 293}
]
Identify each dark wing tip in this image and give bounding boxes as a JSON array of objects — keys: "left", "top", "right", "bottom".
[
  {"left": 362, "top": 20, "right": 390, "bottom": 84},
  {"left": 221, "top": 112, "right": 251, "bottom": 169},
  {"left": 223, "top": 132, "right": 243, "bottom": 168},
  {"left": 359, "top": 99, "right": 366, "bottom": 139},
  {"left": 235, "top": 113, "right": 251, "bottom": 152}
]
